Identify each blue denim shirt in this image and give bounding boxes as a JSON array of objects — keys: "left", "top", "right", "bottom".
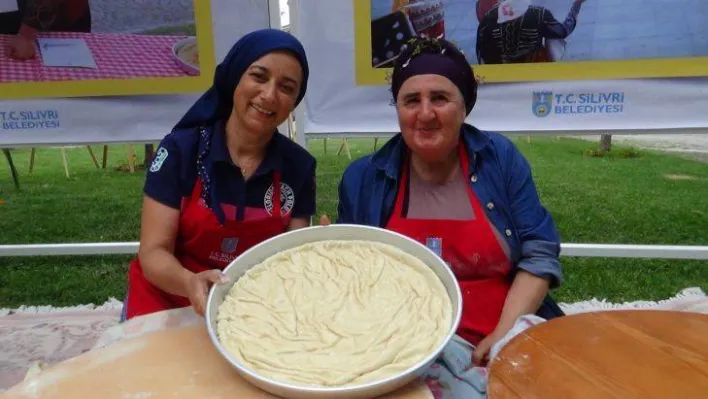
[{"left": 337, "top": 125, "right": 562, "bottom": 288}]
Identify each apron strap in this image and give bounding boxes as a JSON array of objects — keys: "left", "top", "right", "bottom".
[
  {"left": 457, "top": 143, "right": 487, "bottom": 218},
  {"left": 187, "top": 178, "right": 205, "bottom": 209},
  {"left": 188, "top": 172, "right": 283, "bottom": 220},
  {"left": 272, "top": 170, "right": 282, "bottom": 217},
  {"left": 392, "top": 152, "right": 410, "bottom": 218}
]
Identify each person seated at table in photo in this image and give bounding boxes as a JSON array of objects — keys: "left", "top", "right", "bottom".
[
  {"left": 476, "top": 0, "right": 586, "bottom": 64},
  {"left": 1, "top": 0, "right": 91, "bottom": 60},
  {"left": 333, "top": 36, "right": 564, "bottom": 367},
  {"left": 120, "top": 29, "right": 316, "bottom": 322}
]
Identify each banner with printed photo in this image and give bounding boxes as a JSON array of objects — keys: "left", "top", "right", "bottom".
[
  {"left": 0, "top": 0, "right": 273, "bottom": 146},
  {"left": 1, "top": 0, "right": 217, "bottom": 99},
  {"left": 295, "top": 0, "right": 708, "bottom": 135},
  {"left": 356, "top": 0, "right": 708, "bottom": 85}
]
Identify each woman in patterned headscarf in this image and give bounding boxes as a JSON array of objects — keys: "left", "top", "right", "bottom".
[{"left": 121, "top": 29, "right": 316, "bottom": 321}]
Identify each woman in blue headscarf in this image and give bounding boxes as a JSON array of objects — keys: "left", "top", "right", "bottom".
[{"left": 122, "top": 29, "right": 316, "bottom": 321}]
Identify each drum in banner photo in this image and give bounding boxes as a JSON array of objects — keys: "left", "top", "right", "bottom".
[
  {"left": 0, "top": 0, "right": 216, "bottom": 99},
  {"left": 363, "top": 0, "right": 708, "bottom": 83},
  {"left": 371, "top": 0, "right": 445, "bottom": 67}
]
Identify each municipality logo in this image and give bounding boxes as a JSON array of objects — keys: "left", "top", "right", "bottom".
[
  {"left": 149, "top": 147, "right": 169, "bottom": 172},
  {"left": 532, "top": 91, "right": 553, "bottom": 118},
  {"left": 532, "top": 91, "right": 626, "bottom": 117},
  {"left": 221, "top": 237, "right": 239, "bottom": 254}
]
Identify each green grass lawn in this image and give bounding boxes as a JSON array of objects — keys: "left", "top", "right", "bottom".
[{"left": 1, "top": 137, "right": 707, "bottom": 308}]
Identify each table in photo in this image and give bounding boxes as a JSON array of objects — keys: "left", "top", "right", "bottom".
[
  {"left": 487, "top": 310, "right": 708, "bottom": 398},
  {"left": 0, "top": 32, "right": 195, "bottom": 83}
]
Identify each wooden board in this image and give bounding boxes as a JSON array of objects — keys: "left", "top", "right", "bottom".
[
  {"left": 2, "top": 325, "right": 433, "bottom": 399},
  {"left": 488, "top": 310, "right": 708, "bottom": 398}
]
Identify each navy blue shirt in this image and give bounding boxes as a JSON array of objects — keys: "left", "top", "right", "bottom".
[{"left": 144, "top": 122, "right": 316, "bottom": 222}]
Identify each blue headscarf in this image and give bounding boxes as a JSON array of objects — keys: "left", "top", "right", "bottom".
[
  {"left": 174, "top": 29, "right": 309, "bottom": 225},
  {"left": 174, "top": 28, "right": 309, "bottom": 130}
]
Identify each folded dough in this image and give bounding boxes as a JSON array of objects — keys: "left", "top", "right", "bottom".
[{"left": 216, "top": 240, "right": 452, "bottom": 387}]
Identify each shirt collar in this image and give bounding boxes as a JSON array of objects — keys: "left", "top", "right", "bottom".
[
  {"left": 207, "top": 121, "right": 283, "bottom": 174},
  {"left": 371, "top": 124, "right": 490, "bottom": 179}
]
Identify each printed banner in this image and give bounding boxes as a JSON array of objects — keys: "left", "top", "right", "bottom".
[
  {"left": 356, "top": 0, "right": 708, "bottom": 85},
  {"left": 0, "top": 0, "right": 217, "bottom": 99},
  {"left": 295, "top": 0, "right": 708, "bottom": 135},
  {"left": 0, "top": 0, "right": 273, "bottom": 146}
]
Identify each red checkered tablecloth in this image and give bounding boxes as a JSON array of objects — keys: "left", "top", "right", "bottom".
[{"left": 0, "top": 32, "right": 193, "bottom": 83}]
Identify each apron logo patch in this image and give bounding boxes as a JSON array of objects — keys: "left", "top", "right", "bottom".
[
  {"left": 149, "top": 147, "right": 169, "bottom": 172},
  {"left": 210, "top": 237, "right": 239, "bottom": 263},
  {"left": 426, "top": 237, "right": 443, "bottom": 257},
  {"left": 221, "top": 237, "right": 239, "bottom": 254},
  {"left": 264, "top": 182, "right": 295, "bottom": 216}
]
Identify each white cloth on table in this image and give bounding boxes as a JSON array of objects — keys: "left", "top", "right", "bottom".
[{"left": 422, "top": 315, "right": 546, "bottom": 398}]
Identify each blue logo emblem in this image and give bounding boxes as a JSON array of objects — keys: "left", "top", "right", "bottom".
[
  {"left": 426, "top": 237, "right": 443, "bottom": 257},
  {"left": 149, "top": 147, "right": 169, "bottom": 172},
  {"left": 221, "top": 237, "right": 239, "bottom": 254},
  {"left": 532, "top": 91, "right": 553, "bottom": 118}
]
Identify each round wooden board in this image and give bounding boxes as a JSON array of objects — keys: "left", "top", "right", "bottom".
[
  {"left": 488, "top": 310, "right": 708, "bottom": 398},
  {"left": 2, "top": 325, "right": 432, "bottom": 399}
]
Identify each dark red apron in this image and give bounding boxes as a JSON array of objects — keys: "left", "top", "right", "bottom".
[
  {"left": 385, "top": 143, "right": 512, "bottom": 345},
  {"left": 125, "top": 172, "right": 288, "bottom": 320}
]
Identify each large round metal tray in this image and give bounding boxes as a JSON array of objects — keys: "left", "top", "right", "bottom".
[
  {"left": 205, "top": 224, "right": 462, "bottom": 398},
  {"left": 171, "top": 36, "right": 199, "bottom": 76}
]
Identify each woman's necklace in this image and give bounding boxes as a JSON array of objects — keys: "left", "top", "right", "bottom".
[{"left": 237, "top": 157, "right": 261, "bottom": 180}]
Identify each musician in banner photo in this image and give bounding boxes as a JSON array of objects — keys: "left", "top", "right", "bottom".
[
  {"left": 0, "top": 0, "right": 91, "bottom": 60},
  {"left": 476, "top": 0, "right": 587, "bottom": 64}
]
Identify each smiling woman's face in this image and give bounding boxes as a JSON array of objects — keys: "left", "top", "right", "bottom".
[
  {"left": 230, "top": 51, "right": 303, "bottom": 139},
  {"left": 396, "top": 74, "right": 466, "bottom": 162}
]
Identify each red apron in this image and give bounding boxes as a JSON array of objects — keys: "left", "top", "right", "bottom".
[
  {"left": 385, "top": 143, "right": 512, "bottom": 345},
  {"left": 125, "top": 172, "right": 288, "bottom": 320}
]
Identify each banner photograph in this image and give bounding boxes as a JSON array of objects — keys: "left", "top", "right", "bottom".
[
  {"left": 355, "top": 0, "right": 708, "bottom": 84},
  {"left": 0, "top": 0, "right": 216, "bottom": 99},
  {"left": 296, "top": 0, "right": 708, "bottom": 134}
]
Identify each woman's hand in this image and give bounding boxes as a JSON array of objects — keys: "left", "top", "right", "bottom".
[
  {"left": 6, "top": 35, "right": 36, "bottom": 60},
  {"left": 184, "top": 270, "right": 230, "bottom": 316},
  {"left": 318, "top": 214, "right": 332, "bottom": 226},
  {"left": 471, "top": 329, "right": 507, "bottom": 367}
]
